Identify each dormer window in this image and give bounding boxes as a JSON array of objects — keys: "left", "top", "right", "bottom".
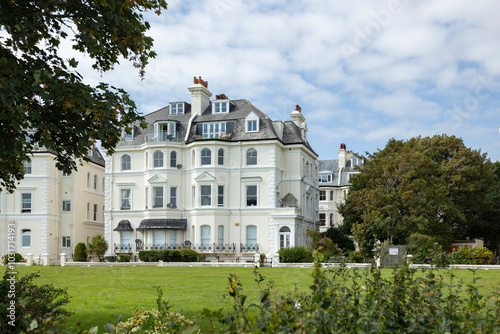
[
  {"left": 123, "top": 127, "right": 134, "bottom": 140},
  {"left": 351, "top": 157, "right": 362, "bottom": 166},
  {"left": 319, "top": 174, "right": 332, "bottom": 183},
  {"left": 170, "top": 102, "right": 184, "bottom": 115},
  {"left": 245, "top": 112, "right": 259, "bottom": 133},
  {"left": 202, "top": 122, "right": 226, "bottom": 138},
  {"left": 212, "top": 101, "right": 229, "bottom": 114},
  {"left": 154, "top": 121, "right": 177, "bottom": 141}
]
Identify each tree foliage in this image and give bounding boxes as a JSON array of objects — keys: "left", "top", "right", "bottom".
[
  {"left": 0, "top": 0, "right": 167, "bottom": 192},
  {"left": 339, "top": 135, "right": 498, "bottom": 257}
]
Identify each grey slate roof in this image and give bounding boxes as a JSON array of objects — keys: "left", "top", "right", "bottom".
[
  {"left": 118, "top": 99, "right": 316, "bottom": 154},
  {"left": 319, "top": 158, "right": 361, "bottom": 187}
]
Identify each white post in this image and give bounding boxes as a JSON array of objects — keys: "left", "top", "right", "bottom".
[
  {"left": 60, "top": 253, "right": 67, "bottom": 267},
  {"left": 254, "top": 253, "right": 261, "bottom": 267},
  {"left": 272, "top": 253, "right": 280, "bottom": 267},
  {"left": 407, "top": 254, "right": 414, "bottom": 269},
  {"left": 42, "top": 253, "right": 50, "bottom": 266},
  {"left": 25, "top": 253, "right": 33, "bottom": 266}
]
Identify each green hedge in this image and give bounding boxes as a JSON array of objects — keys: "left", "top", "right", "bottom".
[
  {"left": 138, "top": 249, "right": 202, "bottom": 262},
  {"left": 278, "top": 246, "right": 313, "bottom": 263}
]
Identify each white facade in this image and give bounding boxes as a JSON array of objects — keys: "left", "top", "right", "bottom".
[
  {"left": 318, "top": 144, "right": 362, "bottom": 232},
  {"left": 0, "top": 148, "right": 105, "bottom": 260},
  {"left": 105, "top": 78, "right": 319, "bottom": 260}
]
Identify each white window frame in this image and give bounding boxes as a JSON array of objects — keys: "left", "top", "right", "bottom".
[
  {"left": 170, "top": 230, "right": 177, "bottom": 246},
  {"left": 123, "top": 127, "right": 134, "bottom": 140},
  {"left": 120, "top": 188, "right": 132, "bottom": 210},
  {"left": 23, "top": 160, "right": 32, "bottom": 174},
  {"left": 94, "top": 174, "right": 98, "bottom": 190},
  {"left": 93, "top": 204, "right": 98, "bottom": 221},
  {"left": 202, "top": 122, "right": 226, "bottom": 138},
  {"left": 217, "top": 148, "right": 224, "bottom": 166},
  {"left": 279, "top": 226, "right": 291, "bottom": 249},
  {"left": 246, "top": 148, "right": 257, "bottom": 166},
  {"left": 21, "top": 193, "right": 32, "bottom": 213},
  {"left": 200, "top": 185, "right": 212, "bottom": 207},
  {"left": 170, "top": 102, "right": 184, "bottom": 115},
  {"left": 153, "top": 186, "right": 164, "bottom": 209},
  {"left": 319, "top": 174, "right": 332, "bottom": 183},
  {"left": 201, "top": 225, "right": 211, "bottom": 246},
  {"left": 212, "top": 101, "right": 229, "bottom": 114},
  {"left": 153, "top": 150, "right": 164, "bottom": 168},
  {"left": 319, "top": 191, "right": 326, "bottom": 201},
  {"left": 201, "top": 148, "right": 211, "bottom": 166},
  {"left": 170, "top": 151, "right": 177, "bottom": 168},
  {"left": 121, "top": 154, "right": 131, "bottom": 171},
  {"left": 218, "top": 225, "right": 224, "bottom": 245},
  {"left": 155, "top": 121, "right": 176, "bottom": 141},
  {"left": 169, "top": 186, "right": 177, "bottom": 207},
  {"left": 246, "top": 225, "right": 257, "bottom": 247},
  {"left": 22, "top": 229, "right": 31, "bottom": 247},
  {"left": 217, "top": 185, "right": 224, "bottom": 207},
  {"left": 246, "top": 185, "right": 258, "bottom": 207},
  {"left": 62, "top": 236, "right": 71, "bottom": 248}
]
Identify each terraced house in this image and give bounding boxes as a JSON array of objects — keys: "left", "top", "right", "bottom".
[
  {"left": 105, "top": 77, "right": 319, "bottom": 261},
  {"left": 0, "top": 147, "right": 105, "bottom": 262}
]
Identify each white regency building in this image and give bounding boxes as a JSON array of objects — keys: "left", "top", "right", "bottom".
[
  {"left": 0, "top": 147, "right": 105, "bottom": 261},
  {"left": 105, "top": 77, "right": 319, "bottom": 260},
  {"left": 318, "top": 143, "right": 362, "bottom": 232}
]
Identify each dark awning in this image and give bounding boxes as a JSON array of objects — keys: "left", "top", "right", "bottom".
[
  {"left": 136, "top": 219, "right": 187, "bottom": 231},
  {"left": 113, "top": 220, "right": 134, "bottom": 231}
]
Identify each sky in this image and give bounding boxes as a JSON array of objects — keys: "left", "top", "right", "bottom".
[{"left": 74, "top": 0, "right": 500, "bottom": 162}]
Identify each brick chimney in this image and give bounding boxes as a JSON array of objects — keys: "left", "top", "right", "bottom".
[{"left": 188, "top": 76, "right": 212, "bottom": 116}]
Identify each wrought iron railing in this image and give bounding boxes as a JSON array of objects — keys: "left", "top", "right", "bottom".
[
  {"left": 114, "top": 243, "right": 133, "bottom": 253},
  {"left": 240, "top": 243, "right": 259, "bottom": 253},
  {"left": 144, "top": 131, "right": 180, "bottom": 143},
  {"left": 191, "top": 243, "right": 237, "bottom": 253},
  {"left": 136, "top": 243, "right": 183, "bottom": 251}
]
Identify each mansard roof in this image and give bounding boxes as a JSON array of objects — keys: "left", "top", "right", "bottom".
[{"left": 117, "top": 99, "right": 316, "bottom": 154}]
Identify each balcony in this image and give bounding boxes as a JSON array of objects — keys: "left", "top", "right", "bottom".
[
  {"left": 191, "top": 243, "right": 236, "bottom": 253},
  {"left": 240, "top": 243, "right": 259, "bottom": 253},
  {"left": 145, "top": 131, "right": 180, "bottom": 143},
  {"left": 114, "top": 243, "right": 133, "bottom": 253},
  {"left": 136, "top": 243, "right": 184, "bottom": 251}
]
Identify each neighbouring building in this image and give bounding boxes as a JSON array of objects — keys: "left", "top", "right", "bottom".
[
  {"left": 105, "top": 77, "right": 319, "bottom": 261},
  {"left": 0, "top": 147, "right": 105, "bottom": 262},
  {"left": 318, "top": 143, "right": 362, "bottom": 232}
]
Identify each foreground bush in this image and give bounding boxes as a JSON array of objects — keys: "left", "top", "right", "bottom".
[
  {"left": 1, "top": 253, "right": 24, "bottom": 264},
  {"left": 203, "top": 253, "right": 500, "bottom": 333},
  {"left": 278, "top": 246, "right": 312, "bottom": 263},
  {"left": 0, "top": 270, "right": 71, "bottom": 333},
  {"left": 138, "top": 249, "right": 202, "bottom": 262},
  {"left": 110, "top": 287, "right": 198, "bottom": 334}
]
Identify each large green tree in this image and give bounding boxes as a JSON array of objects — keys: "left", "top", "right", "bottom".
[
  {"left": 0, "top": 0, "right": 167, "bottom": 192},
  {"left": 339, "top": 135, "right": 498, "bottom": 257}
]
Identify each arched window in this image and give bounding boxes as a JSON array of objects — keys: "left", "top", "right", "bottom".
[
  {"left": 87, "top": 172, "right": 91, "bottom": 188},
  {"left": 279, "top": 226, "right": 291, "bottom": 249},
  {"left": 23, "top": 160, "right": 32, "bottom": 174},
  {"left": 170, "top": 151, "right": 177, "bottom": 167},
  {"left": 246, "top": 148, "right": 257, "bottom": 166},
  {"left": 22, "top": 229, "right": 31, "bottom": 247},
  {"left": 246, "top": 225, "right": 257, "bottom": 252},
  {"left": 201, "top": 148, "right": 211, "bottom": 166},
  {"left": 121, "top": 154, "right": 131, "bottom": 171},
  {"left": 93, "top": 174, "right": 98, "bottom": 190},
  {"left": 153, "top": 151, "right": 163, "bottom": 168},
  {"left": 102, "top": 177, "right": 105, "bottom": 192},
  {"left": 218, "top": 148, "right": 224, "bottom": 166}
]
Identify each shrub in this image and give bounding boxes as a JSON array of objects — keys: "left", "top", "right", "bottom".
[
  {"left": 407, "top": 233, "right": 450, "bottom": 266},
  {"left": 450, "top": 246, "right": 494, "bottom": 264},
  {"left": 347, "top": 250, "right": 365, "bottom": 263},
  {"left": 278, "top": 246, "right": 312, "bottom": 263},
  {"left": 87, "top": 234, "right": 108, "bottom": 262},
  {"left": 139, "top": 249, "right": 202, "bottom": 262},
  {"left": 0, "top": 269, "right": 71, "bottom": 333},
  {"left": 203, "top": 253, "right": 500, "bottom": 333},
  {"left": 111, "top": 287, "right": 198, "bottom": 333},
  {"left": 74, "top": 242, "right": 87, "bottom": 262},
  {"left": 1, "top": 253, "right": 24, "bottom": 264},
  {"left": 104, "top": 255, "right": 118, "bottom": 262},
  {"left": 118, "top": 254, "right": 131, "bottom": 262}
]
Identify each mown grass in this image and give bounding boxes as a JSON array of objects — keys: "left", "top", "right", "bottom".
[{"left": 12, "top": 265, "right": 500, "bottom": 332}]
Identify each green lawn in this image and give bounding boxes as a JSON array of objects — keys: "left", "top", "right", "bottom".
[{"left": 11, "top": 265, "right": 500, "bottom": 332}]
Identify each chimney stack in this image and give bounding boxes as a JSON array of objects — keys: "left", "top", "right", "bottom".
[
  {"left": 188, "top": 76, "right": 212, "bottom": 116},
  {"left": 339, "top": 143, "right": 347, "bottom": 168}
]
